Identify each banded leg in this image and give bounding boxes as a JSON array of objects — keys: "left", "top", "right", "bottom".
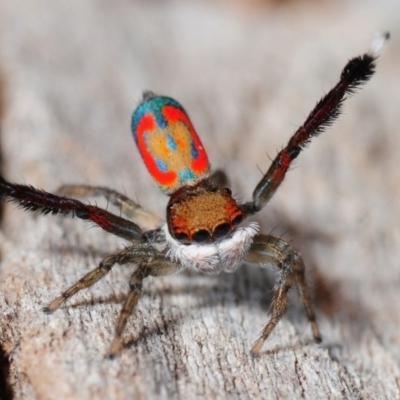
[
  {"left": 0, "top": 176, "right": 142, "bottom": 240},
  {"left": 44, "top": 240, "right": 183, "bottom": 356},
  {"left": 243, "top": 33, "right": 389, "bottom": 214},
  {"left": 245, "top": 234, "right": 321, "bottom": 354},
  {"left": 43, "top": 246, "right": 145, "bottom": 313},
  {"left": 109, "top": 250, "right": 183, "bottom": 357},
  {"left": 108, "top": 265, "right": 150, "bottom": 357},
  {"left": 57, "top": 185, "right": 162, "bottom": 230}
]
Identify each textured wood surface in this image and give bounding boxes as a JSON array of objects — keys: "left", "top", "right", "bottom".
[{"left": 0, "top": 1, "right": 400, "bottom": 399}]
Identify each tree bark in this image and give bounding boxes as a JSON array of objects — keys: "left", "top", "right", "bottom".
[{"left": 0, "top": 1, "right": 399, "bottom": 399}]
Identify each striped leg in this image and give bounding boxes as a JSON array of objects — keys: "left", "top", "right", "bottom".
[
  {"left": 42, "top": 246, "right": 148, "bottom": 313},
  {"left": 245, "top": 234, "right": 321, "bottom": 354},
  {"left": 108, "top": 248, "right": 183, "bottom": 357},
  {"left": 43, "top": 242, "right": 183, "bottom": 357}
]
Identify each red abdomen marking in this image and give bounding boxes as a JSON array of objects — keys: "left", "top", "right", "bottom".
[{"left": 131, "top": 93, "right": 210, "bottom": 195}]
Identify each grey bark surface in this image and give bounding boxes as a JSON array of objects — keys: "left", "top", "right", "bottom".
[{"left": 0, "top": 1, "right": 400, "bottom": 399}]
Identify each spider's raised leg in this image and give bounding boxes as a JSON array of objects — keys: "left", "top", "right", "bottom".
[
  {"left": 245, "top": 233, "right": 321, "bottom": 354},
  {"left": 0, "top": 176, "right": 142, "bottom": 240},
  {"left": 56, "top": 184, "right": 162, "bottom": 230},
  {"left": 242, "top": 33, "right": 389, "bottom": 215}
]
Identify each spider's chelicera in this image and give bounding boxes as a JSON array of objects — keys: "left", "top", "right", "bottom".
[{"left": 0, "top": 33, "right": 389, "bottom": 357}]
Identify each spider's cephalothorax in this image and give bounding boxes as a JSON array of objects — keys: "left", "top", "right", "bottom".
[
  {"left": 166, "top": 181, "right": 244, "bottom": 244},
  {"left": 0, "top": 33, "right": 389, "bottom": 357}
]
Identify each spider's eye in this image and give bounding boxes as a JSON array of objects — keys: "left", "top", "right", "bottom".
[
  {"left": 175, "top": 232, "right": 189, "bottom": 242},
  {"left": 214, "top": 223, "right": 231, "bottom": 239},
  {"left": 192, "top": 229, "right": 211, "bottom": 243},
  {"left": 224, "top": 188, "right": 232, "bottom": 195},
  {"left": 232, "top": 215, "right": 243, "bottom": 226}
]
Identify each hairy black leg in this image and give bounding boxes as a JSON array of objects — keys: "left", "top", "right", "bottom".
[
  {"left": 0, "top": 176, "right": 142, "bottom": 240},
  {"left": 245, "top": 234, "right": 321, "bottom": 354},
  {"left": 242, "top": 33, "right": 389, "bottom": 214},
  {"left": 56, "top": 185, "right": 162, "bottom": 230}
]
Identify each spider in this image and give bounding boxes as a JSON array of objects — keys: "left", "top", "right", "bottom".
[{"left": 0, "top": 32, "right": 389, "bottom": 357}]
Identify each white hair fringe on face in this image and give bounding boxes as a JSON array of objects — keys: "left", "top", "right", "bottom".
[{"left": 164, "top": 222, "right": 259, "bottom": 274}]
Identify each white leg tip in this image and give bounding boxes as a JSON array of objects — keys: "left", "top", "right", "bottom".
[{"left": 369, "top": 31, "right": 390, "bottom": 58}]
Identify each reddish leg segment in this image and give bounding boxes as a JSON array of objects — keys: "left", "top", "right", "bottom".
[
  {"left": 0, "top": 176, "right": 142, "bottom": 241},
  {"left": 56, "top": 184, "right": 162, "bottom": 230},
  {"left": 243, "top": 40, "right": 386, "bottom": 214}
]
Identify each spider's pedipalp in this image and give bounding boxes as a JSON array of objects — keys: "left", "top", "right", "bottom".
[{"left": 242, "top": 33, "right": 389, "bottom": 215}]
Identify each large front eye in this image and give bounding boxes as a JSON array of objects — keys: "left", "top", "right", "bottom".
[
  {"left": 224, "top": 188, "right": 232, "bottom": 195},
  {"left": 175, "top": 232, "right": 189, "bottom": 243},
  {"left": 192, "top": 229, "right": 211, "bottom": 243},
  {"left": 232, "top": 215, "right": 243, "bottom": 226},
  {"left": 214, "top": 223, "right": 231, "bottom": 239}
]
